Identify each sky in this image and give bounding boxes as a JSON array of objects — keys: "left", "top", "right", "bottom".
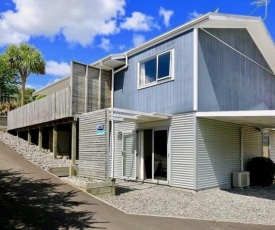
[{"left": 0, "top": 0, "right": 274, "bottom": 90}]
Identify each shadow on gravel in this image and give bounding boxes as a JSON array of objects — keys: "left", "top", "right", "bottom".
[
  {"left": 115, "top": 185, "right": 138, "bottom": 196},
  {"left": 224, "top": 184, "right": 275, "bottom": 201},
  {"left": 0, "top": 169, "right": 107, "bottom": 229}
]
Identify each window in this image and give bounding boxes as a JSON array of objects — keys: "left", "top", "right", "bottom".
[{"left": 139, "top": 50, "right": 173, "bottom": 87}]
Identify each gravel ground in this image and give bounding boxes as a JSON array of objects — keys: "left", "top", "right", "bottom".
[
  {"left": 0, "top": 131, "right": 71, "bottom": 170},
  {"left": 1, "top": 131, "right": 275, "bottom": 225},
  {"left": 100, "top": 180, "right": 275, "bottom": 225}
]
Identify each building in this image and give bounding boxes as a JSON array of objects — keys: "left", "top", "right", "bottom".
[{"left": 7, "top": 13, "right": 275, "bottom": 191}]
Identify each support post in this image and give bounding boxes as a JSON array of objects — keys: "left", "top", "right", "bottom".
[
  {"left": 70, "top": 120, "right": 77, "bottom": 176},
  {"left": 28, "top": 129, "right": 31, "bottom": 145},
  {"left": 53, "top": 124, "right": 58, "bottom": 159},
  {"left": 106, "top": 109, "right": 110, "bottom": 180},
  {"left": 38, "top": 127, "right": 42, "bottom": 152}
]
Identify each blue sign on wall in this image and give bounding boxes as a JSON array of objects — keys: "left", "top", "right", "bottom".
[{"left": 96, "top": 123, "right": 106, "bottom": 135}]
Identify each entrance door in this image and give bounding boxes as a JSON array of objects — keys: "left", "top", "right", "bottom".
[
  {"left": 122, "top": 132, "right": 136, "bottom": 179},
  {"left": 153, "top": 129, "right": 168, "bottom": 182}
]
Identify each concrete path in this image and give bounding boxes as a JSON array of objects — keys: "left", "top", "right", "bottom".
[{"left": 0, "top": 141, "right": 273, "bottom": 230}]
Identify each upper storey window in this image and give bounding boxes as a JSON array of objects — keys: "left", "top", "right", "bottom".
[{"left": 138, "top": 49, "right": 174, "bottom": 88}]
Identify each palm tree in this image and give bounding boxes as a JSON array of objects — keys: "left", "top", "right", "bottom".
[{"left": 4, "top": 43, "right": 45, "bottom": 106}]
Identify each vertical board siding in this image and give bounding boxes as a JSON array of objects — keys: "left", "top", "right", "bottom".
[
  {"left": 197, "top": 118, "right": 241, "bottom": 190},
  {"left": 86, "top": 67, "right": 99, "bottom": 112},
  {"left": 114, "top": 30, "right": 194, "bottom": 114},
  {"left": 101, "top": 70, "right": 112, "bottom": 109},
  {"left": 242, "top": 127, "right": 262, "bottom": 170},
  {"left": 7, "top": 87, "right": 71, "bottom": 130},
  {"left": 113, "top": 122, "right": 136, "bottom": 179},
  {"left": 72, "top": 62, "right": 86, "bottom": 115},
  {"left": 78, "top": 109, "right": 107, "bottom": 180},
  {"left": 71, "top": 61, "right": 111, "bottom": 115},
  {"left": 198, "top": 28, "right": 275, "bottom": 111},
  {"left": 171, "top": 113, "right": 195, "bottom": 189}
]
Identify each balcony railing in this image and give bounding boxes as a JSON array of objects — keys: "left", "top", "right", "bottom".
[{"left": 7, "top": 87, "right": 71, "bottom": 130}]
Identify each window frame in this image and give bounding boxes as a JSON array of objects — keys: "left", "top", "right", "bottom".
[{"left": 137, "top": 49, "right": 174, "bottom": 89}]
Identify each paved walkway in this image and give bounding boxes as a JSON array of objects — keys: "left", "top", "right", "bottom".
[{"left": 0, "top": 141, "right": 273, "bottom": 230}]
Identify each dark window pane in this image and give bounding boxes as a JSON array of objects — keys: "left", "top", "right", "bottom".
[
  {"left": 143, "top": 58, "right": 156, "bottom": 84},
  {"left": 158, "top": 52, "right": 170, "bottom": 79}
]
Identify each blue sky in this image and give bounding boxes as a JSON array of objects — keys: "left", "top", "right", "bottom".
[{"left": 0, "top": 0, "right": 274, "bottom": 90}]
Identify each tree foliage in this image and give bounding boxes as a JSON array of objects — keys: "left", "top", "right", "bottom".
[
  {"left": 17, "top": 87, "right": 36, "bottom": 105},
  {"left": 3, "top": 43, "right": 46, "bottom": 106},
  {"left": 0, "top": 54, "right": 19, "bottom": 100}
]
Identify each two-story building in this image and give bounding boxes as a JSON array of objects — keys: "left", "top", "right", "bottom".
[{"left": 8, "top": 13, "right": 275, "bottom": 191}]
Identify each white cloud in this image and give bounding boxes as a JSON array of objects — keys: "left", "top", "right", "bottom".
[
  {"left": 120, "top": 12, "right": 159, "bottom": 31},
  {"left": 118, "top": 44, "right": 126, "bottom": 51},
  {"left": 98, "top": 38, "right": 113, "bottom": 52},
  {"left": 159, "top": 7, "right": 174, "bottom": 27},
  {"left": 0, "top": 0, "right": 125, "bottom": 47},
  {"left": 188, "top": 11, "right": 201, "bottom": 20},
  {"left": 46, "top": 61, "right": 70, "bottom": 76},
  {"left": 132, "top": 34, "right": 145, "bottom": 47}
]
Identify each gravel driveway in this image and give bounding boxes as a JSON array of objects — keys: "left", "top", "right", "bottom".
[
  {"left": 1, "top": 131, "right": 275, "bottom": 226},
  {"left": 99, "top": 179, "right": 275, "bottom": 225}
]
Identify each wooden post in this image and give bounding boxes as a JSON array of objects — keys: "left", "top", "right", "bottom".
[
  {"left": 70, "top": 120, "right": 77, "bottom": 176},
  {"left": 28, "top": 129, "right": 31, "bottom": 145},
  {"left": 53, "top": 124, "right": 58, "bottom": 159},
  {"left": 38, "top": 127, "right": 42, "bottom": 152}
]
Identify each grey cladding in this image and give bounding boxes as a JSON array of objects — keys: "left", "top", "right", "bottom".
[
  {"left": 198, "top": 28, "right": 275, "bottom": 111},
  {"left": 114, "top": 30, "right": 194, "bottom": 114}
]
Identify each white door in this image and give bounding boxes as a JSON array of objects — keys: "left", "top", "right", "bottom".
[{"left": 122, "top": 132, "right": 136, "bottom": 179}]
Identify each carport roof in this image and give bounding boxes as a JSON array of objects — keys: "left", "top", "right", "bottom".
[{"left": 196, "top": 111, "right": 275, "bottom": 129}]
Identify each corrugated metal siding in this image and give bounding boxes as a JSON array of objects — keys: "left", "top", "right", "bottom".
[
  {"left": 78, "top": 109, "right": 107, "bottom": 180},
  {"left": 114, "top": 29, "right": 194, "bottom": 114},
  {"left": 113, "top": 122, "right": 136, "bottom": 179},
  {"left": 198, "top": 28, "right": 275, "bottom": 111},
  {"left": 242, "top": 127, "right": 262, "bottom": 170},
  {"left": 170, "top": 113, "right": 195, "bottom": 189},
  {"left": 197, "top": 118, "right": 241, "bottom": 190}
]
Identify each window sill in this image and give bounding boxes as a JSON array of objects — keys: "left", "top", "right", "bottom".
[{"left": 138, "top": 77, "right": 174, "bottom": 90}]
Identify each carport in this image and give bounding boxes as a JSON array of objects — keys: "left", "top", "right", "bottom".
[{"left": 196, "top": 110, "right": 275, "bottom": 166}]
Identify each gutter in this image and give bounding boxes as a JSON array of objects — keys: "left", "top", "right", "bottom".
[{"left": 110, "top": 53, "right": 129, "bottom": 178}]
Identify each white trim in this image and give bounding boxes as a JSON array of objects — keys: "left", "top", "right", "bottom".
[
  {"left": 196, "top": 110, "right": 275, "bottom": 117},
  {"left": 137, "top": 49, "right": 175, "bottom": 89},
  {"left": 193, "top": 28, "right": 199, "bottom": 111},
  {"left": 193, "top": 113, "right": 198, "bottom": 190}
]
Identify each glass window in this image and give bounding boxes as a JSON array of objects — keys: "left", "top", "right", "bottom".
[
  {"left": 139, "top": 50, "right": 172, "bottom": 87},
  {"left": 158, "top": 52, "right": 170, "bottom": 79},
  {"left": 140, "top": 58, "right": 156, "bottom": 85}
]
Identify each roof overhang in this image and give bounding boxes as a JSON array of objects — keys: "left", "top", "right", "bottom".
[
  {"left": 92, "top": 13, "right": 275, "bottom": 74},
  {"left": 91, "top": 53, "right": 126, "bottom": 70},
  {"left": 196, "top": 111, "right": 275, "bottom": 129},
  {"left": 33, "top": 76, "right": 70, "bottom": 96},
  {"left": 109, "top": 108, "right": 171, "bottom": 124}
]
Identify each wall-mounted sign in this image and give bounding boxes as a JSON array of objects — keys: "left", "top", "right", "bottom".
[{"left": 96, "top": 123, "right": 106, "bottom": 135}]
